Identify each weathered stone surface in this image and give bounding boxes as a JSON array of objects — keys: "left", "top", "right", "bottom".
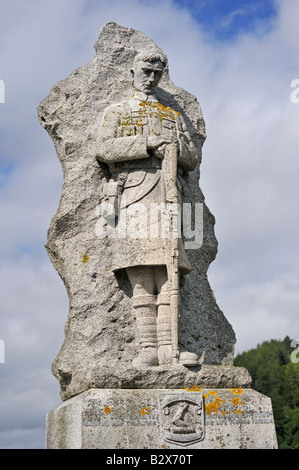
[
  {"left": 46, "top": 388, "right": 278, "bottom": 449},
  {"left": 38, "top": 22, "right": 244, "bottom": 401}
]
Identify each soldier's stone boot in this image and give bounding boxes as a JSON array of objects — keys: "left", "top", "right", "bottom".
[
  {"left": 157, "top": 293, "right": 173, "bottom": 365},
  {"left": 131, "top": 294, "right": 158, "bottom": 367},
  {"left": 157, "top": 294, "right": 199, "bottom": 367},
  {"left": 178, "top": 351, "right": 199, "bottom": 367}
]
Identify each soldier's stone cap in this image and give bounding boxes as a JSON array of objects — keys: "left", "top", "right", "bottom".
[{"left": 132, "top": 50, "right": 168, "bottom": 70}]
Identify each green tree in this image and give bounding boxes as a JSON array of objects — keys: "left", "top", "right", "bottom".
[{"left": 234, "top": 336, "right": 299, "bottom": 448}]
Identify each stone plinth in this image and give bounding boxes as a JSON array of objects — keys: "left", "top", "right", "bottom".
[{"left": 46, "top": 388, "right": 278, "bottom": 449}]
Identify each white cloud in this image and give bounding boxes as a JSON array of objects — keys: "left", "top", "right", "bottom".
[
  {"left": 0, "top": 0, "right": 299, "bottom": 448},
  {"left": 219, "top": 4, "right": 259, "bottom": 32},
  {"left": 0, "top": 258, "right": 67, "bottom": 448},
  {"left": 222, "top": 275, "right": 299, "bottom": 355}
]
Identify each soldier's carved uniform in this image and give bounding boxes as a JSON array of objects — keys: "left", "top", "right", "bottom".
[
  {"left": 95, "top": 55, "right": 199, "bottom": 367},
  {"left": 96, "top": 92, "right": 197, "bottom": 269}
]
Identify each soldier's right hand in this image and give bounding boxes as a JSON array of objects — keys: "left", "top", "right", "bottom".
[
  {"left": 153, "top": 145, "right": 166, "bottom": 159},
  {"left": 147, "top": 135, "right": 177, "bottom": 149}
]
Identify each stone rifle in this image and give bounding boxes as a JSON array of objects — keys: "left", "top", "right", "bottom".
[{"left": 163, "top": 141, "right": 180, "bottom": 364}]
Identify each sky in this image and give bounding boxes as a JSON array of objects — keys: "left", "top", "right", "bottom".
[{"left": 0, "top": 0, "right": 298, "bottom": 449}]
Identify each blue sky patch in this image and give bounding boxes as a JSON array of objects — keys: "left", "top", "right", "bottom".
[
  {"left": 173, "top": 0, "right": 277, "bottom": 41},
  {"left": 0, "top": 162, "right": 14, "bottom": 190}
]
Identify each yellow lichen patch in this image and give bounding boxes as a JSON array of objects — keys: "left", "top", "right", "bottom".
[
  {"left": 138, "top": 100, "right": 180, "bottom": 123},
  {"left": 231, "top": 397, "right": 240, "bottom": 406},
  {"left": 140, "top": 407, "right": 150, "bottom": 415},
  {"left": 203, "top": 391, "right": 245, "bottom": 417},
  {"left": 155, "top": 101, "right": 180, "bottom": 118},
  {"left": 204, "top": 393, "right": 223, "bottom": 415},
  {"left": 181, "top": 384, "right": 202, "bottom": 392},
  {"left": 205, "top": 400, "right": 221, "bottom": 415},
  {"left": 231, "top": 388, "right": 243, "bottom": 395},
  {"left": 104, "top": 406, "right": 111, "bottom": 414},
  {"left": 82, "top": 253, "right": 89, "bottom": 263}
]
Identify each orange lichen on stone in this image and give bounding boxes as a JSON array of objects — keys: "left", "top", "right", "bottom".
[
  {"left": 203, "top": 391, "right": 245, "bottom": 417},
  {"left": 231, "top": 397, "right": 240, "bottom": 406},
  {"left": 231, "top": 388, "right": 243, "bottom": 395},
  {"left": 181, "top": 384, "right": 203, "bottom": 392},
  {"left": 204, "top": 395, "right": 222, "bottom": 415},
  {"left": 82, "top": 254, "right": 90, "bottom": 263},
  {"left": 205, "top": 400, "right": 221, "bottom": 415},
  {"left": 140, "top": 407, "right": 150, "bottom": 415},
  {"left": 155, "top": 101, "right": 180, "bottom": 118},
  {"left": 138, "top": 100, "right": 180, "bottom": 121},
  {"left": 104, "top": 406, "right": 111, "bottom": 414}
]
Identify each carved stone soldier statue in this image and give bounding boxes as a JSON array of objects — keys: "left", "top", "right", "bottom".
[{"left": 95, "top": 50, "right": 199, "bottom": 368}]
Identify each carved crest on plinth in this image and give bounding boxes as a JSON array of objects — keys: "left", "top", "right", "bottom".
[{"left": 160, "top": 394, "right": 205, "bottom": 446}]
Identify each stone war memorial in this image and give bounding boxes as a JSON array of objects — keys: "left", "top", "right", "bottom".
[{"left": 38, "top": 23, "right": 278, "bottom": 449}]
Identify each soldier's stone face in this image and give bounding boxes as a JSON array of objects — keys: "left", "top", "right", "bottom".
[{"left": 132, "top": 60, "right": 164, "bottom": 95}]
